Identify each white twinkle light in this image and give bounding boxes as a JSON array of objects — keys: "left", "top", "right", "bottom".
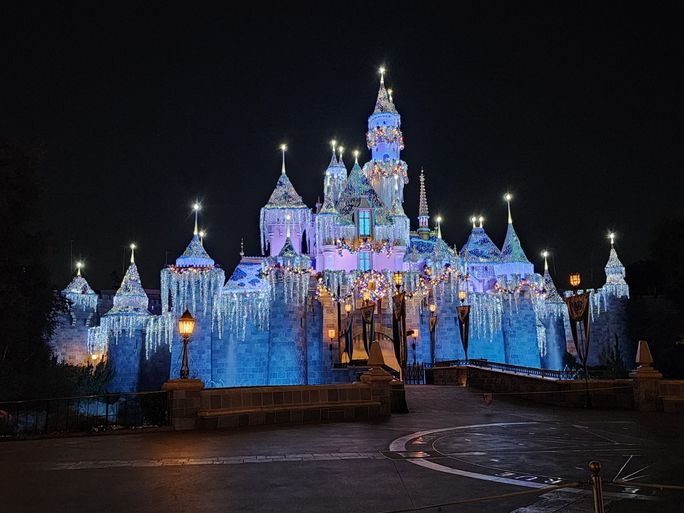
[{"left": 130, "top": 243, "right": 136, "bottom": 263}]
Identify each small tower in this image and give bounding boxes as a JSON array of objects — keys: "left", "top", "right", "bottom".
[
  {"left": 603, "top": 233, "right": 629, "bottom": 298},
  {"left": 417, "top": 169, "right": 431, "bottom": 240},
  {"left": 260, "top": 145, "right": 311, "bottom": 256},
  {"left": 97, "top": 244, "right": 150, "bottom": 392},
  {"left": 362, "top": 68, "right": 408, "bottom": 209},
  {"left": 325, "top": 141, "right": 347, "bottom": 204},
  {"left": 497, "top": 193, "right": 534, "bottom": 278},
  {"left": 461, "top": 216, "right": 501, "bottom": 292}
]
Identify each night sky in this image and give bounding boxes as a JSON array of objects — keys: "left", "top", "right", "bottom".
[{"left": 3, "top": 3, "right": 683, "bottom": 290}]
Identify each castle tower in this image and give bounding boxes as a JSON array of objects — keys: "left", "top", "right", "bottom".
[
  {"left": 101, "top": 244, "right": 150, "bottom": 392},
  {"left": 51, "top": 263, "right": 99, "bottom": 364},
  {"left": 260, "top": 146, "right": 311, "bottom": 256},
  {"left": 161, "top": 205, "right": 225, "bottom": 383},
  {"left": 362, "top": 69, "right": 408, "bottom": 209},
  {"left": 325, "top": 141, "right": 347, "bottom": 204},
  {"left": 417, "top": 169, "right": 431, "bottom": 240},
  {"left": 461, "top": 216, "right": 501, "bottom": 292},
  {"left": 496, "top": 194, "right": 534, "bottom": 279},
  {"left": 315, "top": 171, "right": 340, "bottom": 269},
  {"left": 603, "top": 233, "right": 629, "bottom": 298}
]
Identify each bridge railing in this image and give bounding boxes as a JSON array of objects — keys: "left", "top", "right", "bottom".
[{"left": 0, "top": 390, "right": 170, "bottom": 437}]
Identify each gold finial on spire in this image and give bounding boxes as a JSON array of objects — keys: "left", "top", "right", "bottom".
[
  {"left": 378, "top": 66, "right": 386, "bottom": 84},
  {"left": 130, "top": 243, "right": 136, "bottom": 264},
  {"left": 76, "top": 261, "right": 83, "bottom": 276},
  {"left": 388, "top": 88, "right": 393, "bottom": 103},
  {"left": 504, "top": 192, "right": 513, "bottom": 224},
  {"left": 240, "top": 238, "right": 244, "bottom": 257},
  {"left": 353, "top": 149, "right": 359, "bottom": 164},
  {"left": 338, "top": 145, "right": 344, "bottom": 162},
  {"left": 280, "top": 144, "right": 287, "bottom": 175},
  {"left": 435, "top": 215, "right": 443, "bottom": 239},
  {"left": 192, "top": 202, "right": 201, "bottom": 235},
  {"left": 608, "top": 232, "right": 616, "bottom": 247},
  {"left": 541, "top": 250, "right": 549, "bottom": 272},
  {"left": 199, "top": 230, "right": 206, "bottom": 244},
  {"left": 478, "top": 215, "right": 484, "bottom": 228},
  {"left": 470, "top": 215, "right": 477, "bottom": 228}
]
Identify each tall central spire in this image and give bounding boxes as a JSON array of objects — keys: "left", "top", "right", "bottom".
[
  {"left": 417, "top": 169, "right": 431, "bottom": 240},
  {"left": 374, "top": 67, "right": 397, "bottom": 114}
]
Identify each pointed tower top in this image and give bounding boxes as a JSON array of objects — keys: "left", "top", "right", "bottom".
[
  {"left": 240, "top": 238, "right": 245, "bottom": 257},
  {"left": 108, "top": 258, "right": 149, "bottom": 315},
  {"left": 338, "top": 146, "right": 345, "bottom": 168},
  {"left": 76, "top": 261, "right": 83, "bottom": 276},
  {"left": 541, "top": 250, "right": 550, "bottom": 272},
  {"left": 461, "top": 220, "right": 501, "bottom": 262},
  {"left": 374, "top": 68, "right": 397, "bottom": 114},
  {"left": 353, "top": 150, "right": 359, "bottom": 164},
  {"left": 130, "top": 243, "right": 136, "bottom": 264},
  {"left": 419, "top": 169, "right": 429, "bottom": 218},
  {"left": 500, "top": 222, "right": 531, "bottom": 264},
  {"left": 176, "top": 204, "right": 215, "bottom": 268}
]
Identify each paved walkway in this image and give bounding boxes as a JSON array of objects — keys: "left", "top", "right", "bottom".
[{"left": 1, "top": 386, "right": 683, "bottom": 512}]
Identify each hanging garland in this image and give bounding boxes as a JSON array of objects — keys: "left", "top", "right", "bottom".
[
  {"left": 335, "top": 237, "right": 392, "bottom": 256},
  {"left": 366, "top": 125, "right": 404, "bottom": 150}
]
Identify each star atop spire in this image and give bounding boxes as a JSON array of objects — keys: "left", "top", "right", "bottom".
[{"left": 373, "top": 67, "right": 397, "bottom": 114}]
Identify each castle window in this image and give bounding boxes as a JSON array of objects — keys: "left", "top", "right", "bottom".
[
  {"left": 359, "top": 252, "right": 371, "bottom": 271},
  {"left": 358, "top": 210, "right": 371, "bottom": 237}
]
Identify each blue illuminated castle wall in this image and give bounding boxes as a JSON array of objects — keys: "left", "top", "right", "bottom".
[{"left": 49, "top": 73, "right": 631, "bottom": 392}]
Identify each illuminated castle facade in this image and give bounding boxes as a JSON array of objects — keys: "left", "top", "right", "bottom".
[{"left": 50, "top": 73, "right": 631, "bottom": 391}]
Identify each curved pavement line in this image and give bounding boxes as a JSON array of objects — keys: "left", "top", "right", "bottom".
[{"left": 389, "top": 422, "right": 549, "bottom": 489}]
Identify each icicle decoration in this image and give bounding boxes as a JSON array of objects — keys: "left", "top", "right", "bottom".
[
  {"left": 469, "top": 292, "right": 503, "bottom": 341},
  {"left": 215, "top": 290, "right": 271, "bottom": 341},
  {"left": 145, "top": 313, "right": 174, "bottom": 359},
  {"left": 160, "top": 266, "right": 225, "bottom": 319},
  {"left": 259, "top": 208, "right": 311, "bottom": 255},
  {"left": 63, "top": 275, "right": 99, "bottom": 311}
]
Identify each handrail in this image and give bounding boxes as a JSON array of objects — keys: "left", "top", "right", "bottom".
[{"left": 0, "top": 389, "right": 167, "bottom": 406}]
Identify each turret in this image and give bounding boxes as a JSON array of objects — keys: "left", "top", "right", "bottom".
[
  {"left": 362, "top": 68, "right": 408, "bottom": 209},
  {"left": 603, "top": 233, "right": 629, "bottom": 298},
  {"left": 461, "top": 215, "right": 500, "bottom": 292},
  {"left": 496, "top": 193, "right": 534, "bottom": 278},
  {"left": 259, "top": 145, "right": 311, "bottom": 256},
  {"left": 325, "top": 140, "right": 347, "bottom": 204},
  {"left": 63, "top": 261, "right": 98, "bottom": 312}
]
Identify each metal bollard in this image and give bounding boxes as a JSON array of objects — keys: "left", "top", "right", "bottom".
[{"left": 588, "top": 461, "right": 605, "bottom": 513}]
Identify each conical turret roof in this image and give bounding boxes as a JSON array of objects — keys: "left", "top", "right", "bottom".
[
  {"left": 373, "top": 76, "right": 397, "bottom": 114},
  {"left": 543, "top": 269, "right": 564, "bottom": 303},
  {"left": 175, "top": 234, "right": 216, "bottom": 268},
  {"left": 108, "top": 262, "right": 149, "bottom": 315},
  {"left": 605, "top": 247, "right": 627, "bottom": 285},
  {"left": 500, "top": 223, "right": 531, "bottom": 263},
  {"left": 63, "top": 272, "right": 98, "bottom": 310},
  {"left": 264, "top": 172, "right": 308, "bottom": 209},
  {"left": 461, "top": 227, "right": 501, "bottom": 262}
]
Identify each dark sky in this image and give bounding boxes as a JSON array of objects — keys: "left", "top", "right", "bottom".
[{"left": 2, "top": 3, "right": 683, "bottom": 290}]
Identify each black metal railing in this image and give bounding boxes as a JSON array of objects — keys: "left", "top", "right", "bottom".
[
  {"left": 434, "top": 359, "right": 611, "bottom": 380},
  {"left": 0, "top": 390, "right": 170, "bottom": 437},
  {"left": 404, "top": 363, "right": 427, "bottom": 384}
]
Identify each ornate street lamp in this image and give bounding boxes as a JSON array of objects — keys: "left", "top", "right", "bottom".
[
  {"left": 178, "top": 309, "right": 196, "bottom": 379},
  {"left": 428, "top": 302, "right": 437, "bottom": 364},
  {"left": 456, "top": 289, "right": 470, "bottom": 363},
  {"left": 360, "top": 292, "right": 375, "bottom": 358},
  {"left": 343, "top": 303, "right": 353, "bottom": 361},
  {"left": 563, "top": 273, "right": 592, "bottom": 407},
  {"left": 392, "top": 271, "right": 407, "bottom": 380}
]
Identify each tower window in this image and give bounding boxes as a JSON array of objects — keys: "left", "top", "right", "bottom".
[
  {"left": 358, "top": 210, "right": 371, "bottom": 237},
  {"left": 359, "top": 252, "right": 371, "bottom": 271}
]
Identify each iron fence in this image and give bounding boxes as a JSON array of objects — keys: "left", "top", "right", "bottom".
[
  {"left": 0, "top": 390, "right": 170, "bottom": 437},
  {"left": 433, "top": 359, "right": 612, "bottom": 380}
]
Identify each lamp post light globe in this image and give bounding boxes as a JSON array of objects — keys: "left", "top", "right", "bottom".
[
  {"left": 178, "top": 309, "right": 195, "bottom": 379},
  {"left": 569, "top": 272, "right": 581, "bottom": 290},
  {"left": 344, "top": 303, "right": 352, "bottom": 314},
  {"left": 458, "top": 290, "right": 467, "bottom": 304},
  {"left": 393, "top": 271, "right": 403, "bottom": 291},
  {"left": 429, "top": 303, "right": 436, "bottom": 314}
]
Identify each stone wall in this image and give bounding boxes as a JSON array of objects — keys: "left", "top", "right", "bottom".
[
  {"left": 107, "top": 331, "right": 144, "bottom": 393},
  {"left": 428, "top": 366, "right": 634, "bottom": 409},
  {"left": 49, "top": 306, "right": 98, "bottom": 365}
]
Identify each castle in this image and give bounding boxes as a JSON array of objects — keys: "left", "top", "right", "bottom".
[{"left": 51, "top": 72, "right": 631, "bottom": 392}]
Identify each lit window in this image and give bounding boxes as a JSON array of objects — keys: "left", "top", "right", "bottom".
[
  {"left": 358, "top": 210, "right": 371, "bottom": 237},
  {"left": 359, "top": 252, "right": 371, "bottom": 271}
]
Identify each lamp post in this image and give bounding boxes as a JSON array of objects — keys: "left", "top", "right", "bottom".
[
  {"left": 343, "top": 303, "right": 353, "bottom": 363},
  {"left": 328, "top": 328, "right": 336, "bottom": 367},
  {"left": 360, "top": 291, "right": 375, "bottom": 357},
  {"left": 412, "top": 332, "right": 417, "bottom": 364},
  {"left": 392, "top": 272, "right": 408, "bottom": 380},
  {"left": 456, "top": 289, "right": 470, "bottom": 364},
  {"left": 563, "top": 272, "right": 592, "bottom": 408},
  {"left": 178, "top": 309, "right": 196, "bottom": 379},
  {"left": 428, "top": 302, "right": 437, "bottom": 364}
]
